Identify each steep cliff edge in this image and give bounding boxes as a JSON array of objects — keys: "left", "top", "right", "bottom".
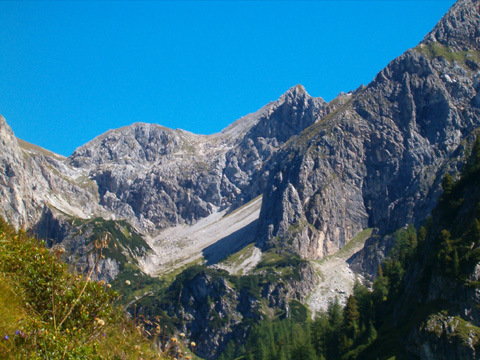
[
  {"left": 256, "top": 0, "right": 480, "bottom": 262},
  {"left": 358, "top": 140, "right": 480, "bottom": 360},
  {"left": 0, "top": 116, "right": 103, "bottom": 230}
]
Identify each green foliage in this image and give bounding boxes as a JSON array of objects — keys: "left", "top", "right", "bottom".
[
  {"left": 70, "top": 217, "right": 152, "bottom": 268},
  {"left": 352, "top": 136, "right": 480, "bottom": 359},
  {"left": 343, "top": 295, "right": 360, "bottom": 339},
  {"left": 415, "top": 42, "right": 480, "bottom": 65},
  {"left": 0, "top": 219, "right": 165, "bottom": 359},
  {"left": 289, "top": 300, "right": 310, "bottom": 323}
]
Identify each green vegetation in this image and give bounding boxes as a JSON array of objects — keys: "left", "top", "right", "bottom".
[
  {"left": 415, "top": 42, "right": 480, "bottom": 65},
  {"left": 219, "top": 243, "right": 256, "bottom": 275},
  {"left": 253, "top": 249, "right": 307, "bottom": 281},
  {"left": 215, "top": 137, "right": 480, "bottom": 359},
  {"left": 425, "top": 313, "right": 480, "bottom": 346},
  {"left": 69, "top": 217, "right": 152, "bottom": 268},
  {"left": 0, "top": 219, "right": 167, "bottom": 359}
]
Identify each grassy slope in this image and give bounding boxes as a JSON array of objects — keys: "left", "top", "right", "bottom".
[{"left": 0, "top": 218, "right": 170, "bottom": 360}]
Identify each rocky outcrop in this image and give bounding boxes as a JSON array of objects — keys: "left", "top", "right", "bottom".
[
  {"left": 34, "top": 207, "right": 152, "bottom": 282},
  {"left": 147, "top": 259, "right": 316, "bottom": 359},
  {"left": 256, "top": 0, "right": 480, "bottom": 260},
  {"left": 422, "top": 0, "right": 480, "bottom": 52},
  {"left": 347, "top": 229, "right": 395, "bottom": 280},
  {"left": 0, "top": 115, "right": 43, "bottom": 228},
  {"left": 169, "top": 269, "right": 247, "bottom": 358},
  {"left": 408, "top": 313, "right": 480, "bottom": 360},
  {"left": 64, "top": 86, "right": 329, "bottom": 232},
  {"left": 0, "top": 116, "right": 102, "bottom": 230}
]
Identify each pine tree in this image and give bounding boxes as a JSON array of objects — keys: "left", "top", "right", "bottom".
[
  {"left": 453, "top": 248, "right": 460, "bottom": 278},
  {"left": 291, "top": 339, "right": 317, "bottom": 360},
  {"left": 326, "top": 298, "right": 343, "bottom": 359},
  {"left": 328, "top": 297, "right": 343, "bottom": 328},
  {"left": 472, "top": 136, "right": 480, "bottom": 170},
  {"left": 406, "top": 224, "right": 418, "bottom": 260},
  {"left": 353, "top": 280, "right": 372, "bottom": 328},
  {"left": 438, "top": 229, "right": 454, "bottom": 271},
  {"left": 223, "top": 341, "right": 235, "bottom": 360},
  {"left": 468, "top": 218, "right": 480, "bottom": 247},
  {"left": 373, "top": 273, "right": 389, "bottom": 303},
  {"left": 418, "top": 226, "right": 427, "bottom": 248},
  {"left": 366, "top": 321, "right": 378, "bottom": 343},
  {"left": 312, "top": 312, "right": 329, "bottom": 358},
  {"left": 343, "top": 295, "right": 360, "bottom": 339},
  {"left": 442, "top": 173, "right": 454, "bottom": 198}
]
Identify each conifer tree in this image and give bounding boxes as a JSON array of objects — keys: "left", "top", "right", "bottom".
[
  {"left": 343, "top": 295, "right": 360, "bottom": 339},
  {"left": 442, "top": 173, "right": 454, "bottom": 198},
  {"left": 418, "top": 226, "right": 427, "bottom": 248}
]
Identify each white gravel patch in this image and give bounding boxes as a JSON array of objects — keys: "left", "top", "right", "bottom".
[
  {"left": 307, "top": 234, "right": 369, "bottom": 318},
  {"left": 140, "top": 196, "right": 262, "bottom": 276}
]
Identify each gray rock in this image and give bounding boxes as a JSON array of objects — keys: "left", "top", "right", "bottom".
[{"left": 256, "top": 0, "right": 480, "bottom": 261}]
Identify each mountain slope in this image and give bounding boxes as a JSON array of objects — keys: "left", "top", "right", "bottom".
[
  {"left": 256, "top": 0, "right": 480, "bottom": 263},
  {"left": 0, "top": 1, "right": 480, "bottom": 358}
]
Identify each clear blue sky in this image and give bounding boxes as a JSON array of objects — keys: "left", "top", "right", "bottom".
[{"left": 0, "top": 0, "right": 456, "bottom": 156}]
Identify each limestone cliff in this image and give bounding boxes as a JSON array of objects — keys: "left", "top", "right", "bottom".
[{"left": 256, "top": 0, "right": 480, "bottom": 261}]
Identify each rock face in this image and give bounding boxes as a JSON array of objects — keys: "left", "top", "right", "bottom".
[
  {"left": 1, "top": 1, "right": 479, "bottom": 267},
  {"left": 145, "top": 260, "right": 316, "bottom": 359},
  {"left": 422, "top": 0, "right": 480, "bottom": 52},
  {"left": 0, "top": 115, "right": 41, "bottom": 228},
  {"left": 0, "top": 85, "right": 328, "bottom": 234},
  {"left": 256, "top": 0, "right": 480, "bottom": 260},
  {"left": 0, "top": 116, "right": 103, "bottom": 230},
  {"left": 63, "top": 85, "right": 329, "bottom": 233}
]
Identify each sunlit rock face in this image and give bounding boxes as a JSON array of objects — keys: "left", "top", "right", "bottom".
[{"left": 256, "top": 0, "right": 480, "bottom": 260}]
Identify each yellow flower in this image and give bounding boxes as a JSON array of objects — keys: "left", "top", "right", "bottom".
[
  {"left": 125, "top": 280, "right": 131, "bottom": 286},
  {"left": 95, "top": 318, "right": 105, "bottom": 326},
  {"left": 190, "top": 341, "right": 196, "bottom": 347},
  {"left": 180, "top": 332, "right": 185, "bottom": 338},
  {"left": 171, "top": 337, "right": 178, "bottom": 343}
]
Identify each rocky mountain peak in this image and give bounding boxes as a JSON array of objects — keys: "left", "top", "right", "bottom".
[
  {"left": 278, "top": 84, "right": 323, "bottom": 107},
  {"left": 421, "top": 0, "right": 480, "bottom": 51},
  {"left": 0, "top": 116, "right": 18, "bottom": 153},
  {"left": 282, "top": 84, "right": 308, "bottom": 97},
  {"left": 67, "top": 122, "right": 202, "bottom": 169},
  {"left": 256, "top": 0, "right": 480, "bottom": 262}
]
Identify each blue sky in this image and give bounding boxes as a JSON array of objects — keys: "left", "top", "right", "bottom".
[{"left": 0, "top": 0, "right": 455, "bottom": 156}]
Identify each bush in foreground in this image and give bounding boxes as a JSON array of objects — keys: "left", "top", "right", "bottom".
[{"left": 0, "top": 218, "right": 167, "bottom": 359}]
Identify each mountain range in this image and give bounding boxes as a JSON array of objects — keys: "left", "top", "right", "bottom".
[{"left": 1, "top": 0, "right": 480, "bottom": 358}]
